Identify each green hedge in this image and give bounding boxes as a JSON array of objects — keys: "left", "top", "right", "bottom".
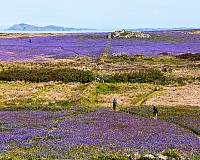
[
  {"left": 0, "top": 68, "right": 95, "bottom": 83},
  {"left": 106, "top": 69, "right": 165, "bottom": 83}
]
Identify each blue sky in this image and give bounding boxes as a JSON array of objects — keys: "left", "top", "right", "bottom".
[{"left": 0, "top": 0, "right": 199, "bottom": 29}]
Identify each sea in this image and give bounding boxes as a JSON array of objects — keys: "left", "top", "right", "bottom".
[{"left": 0, "top": 29, "right": 114, "bottom": 34}]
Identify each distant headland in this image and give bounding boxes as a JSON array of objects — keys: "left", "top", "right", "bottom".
[
  {"left": 7, "top": 23, "right": 96, "bottom": 31},
  {"left": 1, "top": 23, "right": 199, "bottom": 32}
]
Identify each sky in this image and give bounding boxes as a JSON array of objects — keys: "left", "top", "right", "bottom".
[{"left": 0, "top": 0, "right": 199, "bottom": 29}]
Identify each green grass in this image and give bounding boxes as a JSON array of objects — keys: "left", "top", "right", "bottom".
[
  {"left": 96, "top": 84, "right": 120, "bottom": 94},
  {"left": 162, "top": 149, "right": 181, "bottom": 159}
]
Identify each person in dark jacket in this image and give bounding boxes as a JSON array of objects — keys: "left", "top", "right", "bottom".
[
  {"left": 102, "top": 76, "right": 105, "bottom": 83},
  {"left": 153, "top": 105, "right": 158, "bottom": 119},
  {"left": 113, "top": 98, "right": 117, "bottom": 110}
]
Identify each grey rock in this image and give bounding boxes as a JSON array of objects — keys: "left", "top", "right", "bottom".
[
  {"left": 143, "top": 154, "right": 155, "bottom": 159},
  {"left": 155, "top": 154, "right": 168, "bottom": 160},
  {"left": 130, "top": 152, "right": 141, "bottom": 160}
]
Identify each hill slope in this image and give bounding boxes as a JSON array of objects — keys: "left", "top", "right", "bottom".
[{"left": 7, "top": 23, "right": 95, "bottom": 31}]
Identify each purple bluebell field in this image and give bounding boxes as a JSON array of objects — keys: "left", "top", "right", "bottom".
[
  {"left": 0, "top": 31, "right": 200, "bottom": 159},
  {"left": 0, "top": 33, "right": 107, "bottom": 61},
  {"left": 0, "top": 31, "right": 200, "bottom": 61},
  {"left": 0, "top": 108, "right": 199, "bottom": 158},
  {"left": 124, "top": 106, "right": 200, "bottom": 135},
  {"left": 109, "top": 31, "right": 200, "bottom": 56}
]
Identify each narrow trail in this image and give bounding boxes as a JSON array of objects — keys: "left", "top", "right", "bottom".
[
  {"left": 134, "top": 89, "right": 161, "bottom": 106},
  {"left": 103, "top": 38, "right": 112, "bottom": 56},
  {"left": 75, "top": 82, "right": 96, "bottom": 104}
]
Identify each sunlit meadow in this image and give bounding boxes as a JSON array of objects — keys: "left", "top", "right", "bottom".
[{"left": 0, "top": 30, "right": 200, "bottom": 159}]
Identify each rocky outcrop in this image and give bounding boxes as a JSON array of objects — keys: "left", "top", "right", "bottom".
[
  {"left": 107, "top": 29, "right": 151, "bottom": 39},
  {"left": 128, "top": 149, "right": 190, "bottom": 160}
]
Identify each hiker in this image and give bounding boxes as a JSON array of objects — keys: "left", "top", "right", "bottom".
[
  {"left": 102, "top": 76, "right": 105, "bottom": 83},
  {"left": 153, "top": 105, "right": 158, "bottom": 119},
  {"left": 113, "top": 98, "right": 117, "bottom": 110},
  {"left": 96, "top": 77, "right": 100, "bottom": 82}
]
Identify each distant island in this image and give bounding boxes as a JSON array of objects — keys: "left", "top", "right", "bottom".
[
  {"left": 127, "top": 27, "right": 199, "bottom": 32},
  {"left": 3, "top": 23, "right": 199, "bottom": 32},
  {"left": 7, "top": 23, "right": 96, "bottom": 31}
]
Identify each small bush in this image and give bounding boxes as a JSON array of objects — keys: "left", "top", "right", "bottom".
[
  {"left": 96, "top": 84, "right": 120, "bottom": 94},
  {"left": 73, "top": 84, "right": 89, "bottom": 91},
  {"left": 139, "top": 157, "right": 154, "bottom": 160},
  {"left": 92, "top": 154, "right": 125, "bottom": 160},
  {"left": 119, "top": 31, "right": 130, "bottom": 37},
  {"left": 162, "top": 67, "right": 172, "bottom": 73},
  {"left": 162, "top": 149, "right": 180, "bottom": 159},
  {"left": 159, "top": 52, "right": 170, "bottom": 56}
]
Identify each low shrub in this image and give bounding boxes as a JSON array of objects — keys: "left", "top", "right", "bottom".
[
  {"left": 0, "top": 68, "right": 95, "bottom": 83},
  {"left": 176, "top": 53, "right": 200, "bottom": 61},
  {"left": 96, "top": 84, "right": 120, "bottom": 94},
  {"left": 139, "top": 157, "right": 154, "bottom": 160},
  {"left": 162, "top": 149, "right": 181, "bottom": 159},
  {"left": 106, "top": 69, "right": 165, "bottom": 83},
  {"left": 92, "top": 154, "right": 125, "bottom": 160}
]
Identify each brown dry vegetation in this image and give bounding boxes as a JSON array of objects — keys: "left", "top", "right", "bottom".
[
  {"left": 0, "top": 81, "right": 155, "bottom": 108},
  {"left": 186, "top": 30, "right": 200, "bottom": 34},
  {"left": 0, "top": 55, "right": 199, "bottom": 109},
  {"left": 145, "top": 84, "right": 200, "bottom": 107},
  {"left": 0, "top": 33, "right": 67, "bottom": 38}
]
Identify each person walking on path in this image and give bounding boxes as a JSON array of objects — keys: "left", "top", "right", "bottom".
[
  {"left": 153, "top": 105, "right": 158, "bottom": 119},
  {"left": 113, "top": 98, "right": 117, "bottom": 111},
  {"left": 102, "top": 76, "right": 105, "bottom": 83}
]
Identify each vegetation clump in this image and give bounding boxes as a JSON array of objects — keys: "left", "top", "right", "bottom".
[
  {"left": 92, "top": 154, "right": 125, "bottom": 160},
  {"left": 106, "top": 69, "right": 165, "bottom": 83},
  {"left": 176, "top": 53, "right": 200, "bottom": 61},
  {"left": 162, "top": 149, "right": 181, "bottom": 159},
  {"left": 0, "top": 68, "right": 95, "bottom": 83}
]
